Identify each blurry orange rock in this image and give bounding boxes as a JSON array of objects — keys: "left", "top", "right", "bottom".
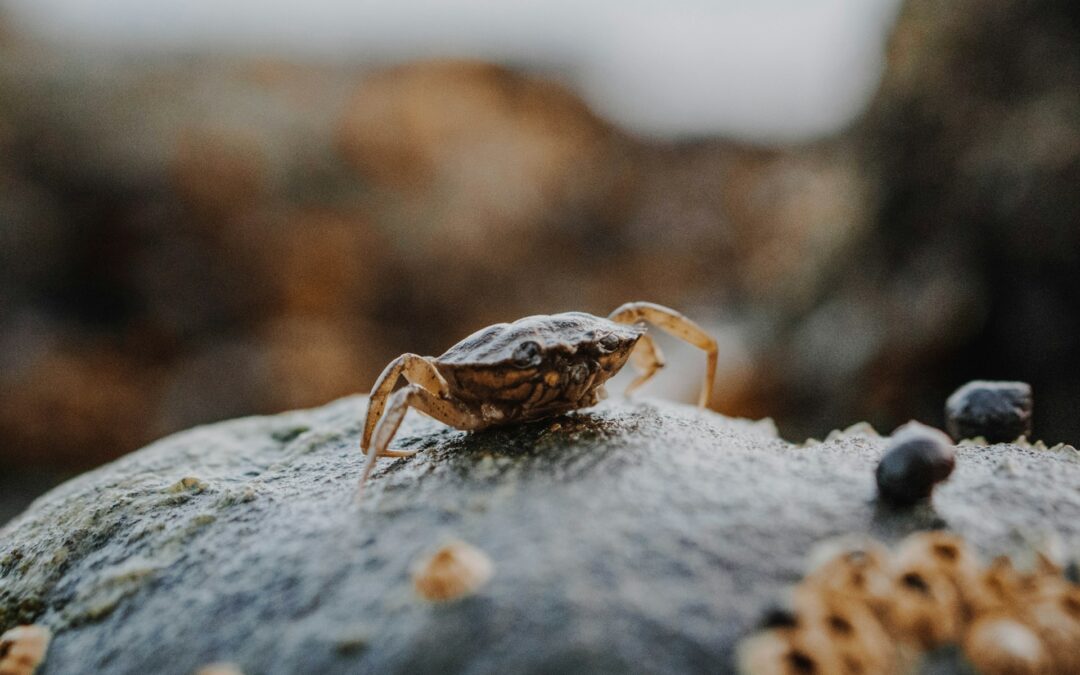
[
  {"left": 171, "top": 128, "right": 266, "bottom": 221},
  {"left": 338, "top": 60, "right": 632, "bottom": 270},
  {"left": 259, "top": 317, "right": 380, "bottom": 413},
  {"left": 340, "top": 60, "right": 613, "bottom": 190},
  {"left": 0, "top": 347, "right": 161, "bottom": 468},
  {"left": 228, "top": 208, "right": 383, "bottom": 318}
]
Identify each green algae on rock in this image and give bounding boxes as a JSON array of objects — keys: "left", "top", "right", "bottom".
[{"left": 1, "top": 396, "right": 1078, "bottom": 674}]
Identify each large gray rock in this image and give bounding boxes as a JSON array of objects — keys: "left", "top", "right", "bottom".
[{"left": 1, "top": 396, "right": 1078, "bottom": 674}]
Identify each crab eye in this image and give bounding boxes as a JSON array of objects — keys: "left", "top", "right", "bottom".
[
  {"left": 512, "top": 341, "right": 542, "bottom": 368},
  {"left": 598, "top": 334, "right": 620, "bottom": 352}
]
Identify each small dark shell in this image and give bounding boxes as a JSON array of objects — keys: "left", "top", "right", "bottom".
[
  {"left": 945, "top": 380, "right": 1033, "bottom": 443},
  {"left": 876, "top": 422, "right": 956, "bottom": 507}
]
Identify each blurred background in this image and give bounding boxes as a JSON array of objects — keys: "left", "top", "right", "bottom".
[{"left": 2, "top": 0, "right": 1079, "bottom": 523}]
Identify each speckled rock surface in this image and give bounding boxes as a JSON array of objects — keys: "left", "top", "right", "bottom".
[{"left": 1, "top": 397, "right": 1078, "bottom": 674}]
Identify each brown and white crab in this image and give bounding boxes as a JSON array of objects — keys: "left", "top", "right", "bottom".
[{"left": 359, "top": 302, "right": 718, "bottom": 491}]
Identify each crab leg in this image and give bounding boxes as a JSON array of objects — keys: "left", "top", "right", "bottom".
[
  {"left": 625, "top": 333, "right": 666, "bottom": 396},
  {"left": 608, "top": 302, "right": 718, "bottom": 407},
  {"left": 359, "top": 384, "right": 484, "bottom": 493},
  {"left": 362, "top": 353, "right": 449, "bottom": 452}
]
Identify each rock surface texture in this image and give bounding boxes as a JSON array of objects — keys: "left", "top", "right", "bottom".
[{"left": 1, "top": 397, "right": 1078, "bottom": 674}]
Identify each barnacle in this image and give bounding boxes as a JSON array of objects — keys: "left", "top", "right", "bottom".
[
  {"left": 739, "top": 532, "right": 1080, "bottom": 675},
  {"left": 804, "top": 541, "right": 893, "bottom": 612},
  {"left": 411, "top": 540, "right": 494, "bottom": 602},
  {"left": 797, "top": 585, "right": 898, "bottom": 674},
  {"left": 886, "top": 558, "right": 964, "bottom": 649},
  {"left": 964, "top": 614, "right": 1048, "bottom": 675},
  {"left": 0, "top": 625, "right": 51, "bottom": 675}
]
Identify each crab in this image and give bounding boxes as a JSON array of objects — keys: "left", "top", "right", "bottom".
[{"left": 359, "top": 302, "right": 718, "bottom": 491}]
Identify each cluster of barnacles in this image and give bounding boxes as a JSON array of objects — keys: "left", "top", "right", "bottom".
[{"left": 738, "top": 531, "right": 1080, "bottom": 674}]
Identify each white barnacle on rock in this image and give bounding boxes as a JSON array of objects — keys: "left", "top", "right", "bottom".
[
  {"left": 411, "top": 540, "right": 494, "bottom": 602},
  {"left": 963, "top": 616, "right": 1048, "bottom": 675},
  {"left": 167, "top": 476, "right": 208, "bottom": 494},
  {"left": 0, "top": 624, "right": 51, "bottom": 675}
]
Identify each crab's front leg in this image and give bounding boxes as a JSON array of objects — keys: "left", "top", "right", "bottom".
[
  {"left": 608, "top": 302, "right": 718, "bottom": 407},
  {"left": 359, "top": 384, "right": 484, "bottom": 494},
  {"left": 363, "top": 353, "right": 450, "bottom": 451}
]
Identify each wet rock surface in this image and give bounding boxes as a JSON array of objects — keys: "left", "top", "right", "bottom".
[{"left": 1, "top": 397, "right": 1078, "bottom": 674}]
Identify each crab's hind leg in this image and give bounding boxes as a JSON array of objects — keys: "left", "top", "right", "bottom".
[
  {"left": 624, "top": 333, "right": 666, "bottom": 396},
  {"left": 359, "top": 384, "right": 484, "bottom": 495},
  {"left": 363, "top": 353, "right": 449, "bottom": 452},
  {"left": 608, "top": 302, "right": 718, "bottom": 407}
]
